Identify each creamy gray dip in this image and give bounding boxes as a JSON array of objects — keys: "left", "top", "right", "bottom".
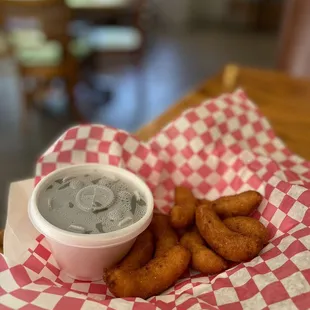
[{"left": 38, "top": 173, "right": 147, "bottom": 234}]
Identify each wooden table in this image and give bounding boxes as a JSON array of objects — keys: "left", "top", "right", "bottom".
[
  {"left": 1, "top": 64, "right": 310, "bottom": 252},
  {"left": 136, "top": 64, "right": 310, "bottom": 160}
]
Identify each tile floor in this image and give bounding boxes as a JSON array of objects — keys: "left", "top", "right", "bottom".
[{"left": 0, "top": 28, "right": 277, "bottom": 227}]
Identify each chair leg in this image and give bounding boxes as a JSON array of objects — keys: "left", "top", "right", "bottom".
[
  {"left": 18, "top": 74, "right": 33, "bottom": 132},
  {"left": 66, "top": 73, "right": 84, "bottom": 122},
  {"left": 17, "top": 71, "right": 36, "bottom": 132},
  {"left": 21, "top": 91, "right": 32, "bottom": 132},
  {"left": 65, "top": 56, "right": 85, "bottom": 122},
  {"left": 133, "top": 53, "right": 147, "bottom": 124},
  {"left": 67, "top": 81, "right": 79, "bottom": 122}
]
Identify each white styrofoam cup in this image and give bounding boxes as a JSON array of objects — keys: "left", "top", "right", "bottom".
[{"left": 28, "top": 164, "right": 154, "bottom": 281}]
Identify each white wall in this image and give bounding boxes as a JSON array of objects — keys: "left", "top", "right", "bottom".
[
  {"left": 153, "top": 0, "right": 231, "bottom": 29},
  {"left": 191, "top": 0, "right": 230, "bottom": 23},
  {"left": 154, "top": 0, "right": 191, "bottom": 28}
]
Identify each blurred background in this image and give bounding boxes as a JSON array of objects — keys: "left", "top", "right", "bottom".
[{"left": 0, "top": 0, "right": 307, "bottom": 226}]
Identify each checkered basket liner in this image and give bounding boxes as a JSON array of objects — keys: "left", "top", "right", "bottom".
[{"left": 1, "top": 89, "right": 310, "bottom": 310}]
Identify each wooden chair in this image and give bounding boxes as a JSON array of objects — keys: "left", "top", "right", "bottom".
[
  {"left": 0, "top": 0, "right": 82, "bottom": 127},
  {"left": 69, "top": 0, "right": 147, "bottom": 112},
  {"left": 68, "top": 0, "right": 146, "bottom": 67}
]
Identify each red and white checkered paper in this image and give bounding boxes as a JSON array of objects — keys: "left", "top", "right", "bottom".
[{"left": 1, "top": 89, "right": 310, "bottom": 310}]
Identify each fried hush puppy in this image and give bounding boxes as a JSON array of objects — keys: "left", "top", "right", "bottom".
[
  {"left": 150, "top": 214, "right": 178, "bottom": 257},
  {"left": 105, "top": 245, "right": 191, "bottom": 299},
  {"left": 170, "top": 186, "right": 197, "bottom": 229},
  {"left": 180, "top": 228, "right": 228, "bottom": 274},
  {"left": 104, "top": 229, "right": 154, "bottom": 280},
  {"left": 223, "top": 216, "right": 269, "bottom": 245},
  {"left": 198, "top": 199, "right": 209, "bottom": 206},
  {"left": 210, "top": 190, "right": 263, "bottom": 218},
  {"left": 196, "top": 203, "right": 264, "bottom": 262},
  {"left": 114, "top": 229, "right": 154, "bottom": 271}
]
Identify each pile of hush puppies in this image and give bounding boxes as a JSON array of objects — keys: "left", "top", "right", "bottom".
[{"left": 104, "top": 187, "right": 268, "bottom": 299}]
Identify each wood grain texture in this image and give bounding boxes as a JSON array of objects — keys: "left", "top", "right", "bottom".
[
  {"left": 136, "top": 64, "right": 310, "bottom": 161},
  {"left": 2, "top": 65, "right": 310, "bottom": 251}
]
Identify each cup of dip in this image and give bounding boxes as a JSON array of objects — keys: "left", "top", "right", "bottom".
[{"left": 28, "top": 164, "right": 154, "bottom": 281}]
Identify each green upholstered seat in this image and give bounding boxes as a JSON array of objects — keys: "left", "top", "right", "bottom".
[
  {"left": 66, "top": 0, "right": 130, "bottom": 9},
  {"left": 15, "top": 40, "right": 63, "bottom": 67},
  {"left": 8, "top": 29, "right": 46, "bottom": 49},
  {"left": 2, "top": 25, "right": 142, "bottom": 66},
  {"left": 74, "top": 26, "right": 142, "bottom": 53},
  {"left": 6, "top": 29, "right": 62, "bottom": 67}
]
